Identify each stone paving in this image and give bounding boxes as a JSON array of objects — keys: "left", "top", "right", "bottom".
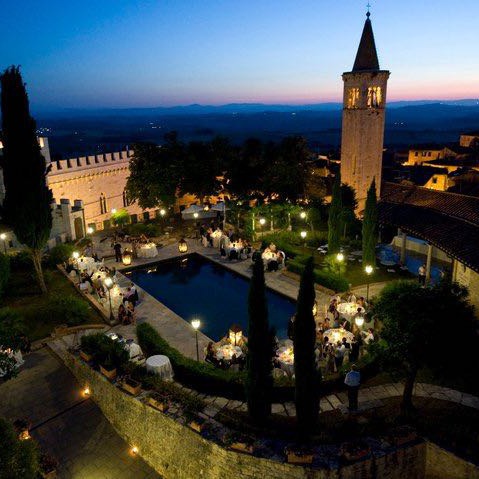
[{"left": 0, "top": 348, "right": 161, "bottom": 479}]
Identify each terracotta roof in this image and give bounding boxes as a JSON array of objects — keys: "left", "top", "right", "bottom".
[
  {"left": 379, "top": 183, "right": 479, "bottom": 271},
  {"left": 353, "top": 14, "right": 380, "bottom": 72}
]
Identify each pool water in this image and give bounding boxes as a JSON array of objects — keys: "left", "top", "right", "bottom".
[{"left": 126, "top": 254, "right": 296, "bottom": 341}]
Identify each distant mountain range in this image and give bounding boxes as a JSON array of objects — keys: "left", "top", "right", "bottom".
[{"left": 36, "top": 99, "right": 479, "bottom": 117}]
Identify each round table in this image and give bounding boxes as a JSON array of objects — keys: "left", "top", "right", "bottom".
[
  {"left": 215, "top": 344, "right": 243, "bottom": 361},
  {"left": 145, "top": 355, "right": 174, "bottom": 380},
  {"left": 211, "top": 232, "right": 222, "bottom": 248},
  {"left": 323, "top": 328, "right": 355, "bottom": 345},
  {"left": 276, "top": 346, "right": 295, "bottom": 376},
  {"left": 76, "top": 257, "right": 97, "bottom": 274},
  {"left": 137, "top": 243, "right": 158, "bottom": 258},
  {"left": 337, "top": 302, "right": 365, "bottom": 321}
]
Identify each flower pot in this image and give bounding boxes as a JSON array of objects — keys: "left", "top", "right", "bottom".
[
  {"left": 286, "top": 449, "right": 314, "bottom": 465},
  {"left": 148, "top": 396, "right": 169, "bottom": 412},
  {"left": 122, "top": 378, "right": 141, "bottom": 396},
  {"left": 100, "top": 365, "right": 117, "bottom": 380},
  {"left": 80, "top": 350, "right": 93, "bottom": 362},
  {"left": 188, "top": 417, "right": 206, "bottom": 433},
  {"left": 230, "top": 442, "right": 254, "bottom": 455}
]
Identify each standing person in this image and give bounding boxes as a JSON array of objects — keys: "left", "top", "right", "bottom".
[
  {"left": 418, "top": 263, "right": 426, "bottom": 286},
  {"left": 113, "top": 241, "right": 122, "bottom": 263},
  {"left": 334, "top": 341, "right": 345, "bottom": 370},
  {"left": 344, "top": 364, "right": 361, "bottom": 411}
]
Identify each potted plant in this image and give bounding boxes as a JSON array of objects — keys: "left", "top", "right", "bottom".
[
  {"left": 285, "top": 446, "right": 314, "bottom": 465},
  {"left": 39, "top": 453, "right": 58, "bottom": 478},
  {"left": 148, "top": 392, "right": 169, "bottom": 412},
  {"left": 226, "top": 432, "right": 255, "bottom": 455},
  {"left": 386, "top": 426, "right": 418, "bottom": 446},
  {"left": 80, "top": 334, "right": 102, "bottom": 363},
  {"left": 122, "top": 377, "right": 141, "bottom": 396},
  {"left": 100, "top": 355, "right": 117, "bottom": 380},
  {"left": 340, "top": 441, "right": 371, "bottom": 462},
  {"left": 187, "top": 414, "right": 206, "bottom": 433}
]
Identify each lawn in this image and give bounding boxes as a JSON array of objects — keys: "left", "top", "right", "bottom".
[{"left": 3, "top": 266, "right": 104, "bottom": 342}]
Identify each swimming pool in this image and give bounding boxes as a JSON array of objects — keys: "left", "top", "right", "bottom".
[{"left": 125, "top": 254, "right": 297, "bottom": 341}]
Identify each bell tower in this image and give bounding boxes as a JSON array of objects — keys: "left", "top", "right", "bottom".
[{"left": 340, "top": 11, "right": 390, "bottom": 211}]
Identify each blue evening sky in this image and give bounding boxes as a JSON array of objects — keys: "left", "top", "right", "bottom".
[{"left": 1, "top": 0, "right": 478, "bottom": 109}]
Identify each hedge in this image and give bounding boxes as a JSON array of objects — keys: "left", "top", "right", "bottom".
[
  {"left": 46, "top": 243, "right": 76, "bottom": 267},
  {"left": 0, "top": 253, "right": 10, "bottom": 297},
  {"left": 137, "top": 323, "right": 246, "bottom": 399},
  {"left": 287, "top": 260, "right": 349, "bottom": 293},
  {"left": 136, "top": 323, "right": 380, "bottom": 401}
]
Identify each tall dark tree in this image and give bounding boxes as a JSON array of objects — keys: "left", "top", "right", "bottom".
[
  {"left": 327, "top": 174, "right": 342, "bottom": 254},
  {"left": 362, "top": 179, "right": 378, "bottom": 267},
  {"left": 370, "top": 280, "right": 477, "bottom": 414},
  {"left": 126, "top": 134, "right": 183, "bottom": 209},
  {"left": 246, "top": 258, "right": 273, "bottom": 424},
  {"left": 294, "top": 257, "right": 320, "bottom": 440},
  {"left": 0, "top": 66, "right": 52, "bottom": 293}
]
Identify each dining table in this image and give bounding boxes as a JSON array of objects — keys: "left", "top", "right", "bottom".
[
  {"left": 337, "top": 302, "right": 365, "bottom": 321},
  {"left": 146, "top": 355, "right": 174, "bottom": 380},
  {"left": 215, "top": 344, "right": 243, "bottom": 361},
  {"left": 137, "top": 243, "right": 158, "bottom": 259},
  {"left": 276, "top": 346, "right": 295, "bottom": 376}
]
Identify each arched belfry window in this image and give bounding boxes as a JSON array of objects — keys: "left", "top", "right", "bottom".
[
  {"left": 347, "top": 88, "right": 360, "bottom": 109},
  {"left": 100, "top": 193, "right": 107, "bottom": 214},
  {"left": 367, "top": 86, "right": 382, "bottom": 108}
]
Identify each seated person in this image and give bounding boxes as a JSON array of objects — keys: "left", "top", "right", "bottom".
[
  {"left": 345, "top": 291, "right": 357, "bottom": 304},
  {"left": 205, "top": 342, "right": 216, "bottom": 363},
  {"left": 357, "top": 296, "right": 368, "bottom": 309},
  {"left": 126, "top": 302, "right": 136, "bottom": 324},
  {"left": 267, "top": 259, "right": 278, "bottom": 272},
  {"left": 229, "top": 249, "right": 238, "bottom": 260},
  {"left": 118, "top": 304, "right": 129, "bottom": 325}
]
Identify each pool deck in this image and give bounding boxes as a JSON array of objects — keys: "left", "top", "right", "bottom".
[{"left": 95, "top": 238, "right": 331, "bottom": 361}]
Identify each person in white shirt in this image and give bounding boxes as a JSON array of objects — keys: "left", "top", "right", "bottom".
[{"left": 344, "top": 364, "right": 361, "bottom": 411}]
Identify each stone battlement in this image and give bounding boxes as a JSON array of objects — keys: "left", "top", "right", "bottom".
[{"left": 49, "top": 150, "right": 133, "bottom": 175}]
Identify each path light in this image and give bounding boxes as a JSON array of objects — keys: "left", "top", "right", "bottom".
[
  {"left": 82, "top": 386, "right": 91, "bottom": 397},
  {"left": 336, "top": 252, "right": 344, "bottom": 280},
  {"left": 259, "top": 218, "right": 266, "bottom": 226},
  {"left": 104, "top": 277, "right": 114, "bottom": 322},
  {"left": 130, "top": 446, "right": 139, "bottom": 456},
  {"left": 72, "top": 251, "right": 80, "bottom": 259},
  {"left": 159, "top": 208, "right": 166, "bottom": 217},
  {"left": 193, "top": 212, "right": 199, "bottom": 219},
  {"left": 355, "top": 316, "right": 365, "bottom": 328},
  {"left": 178, "top": 238, "right": 188, "bottom": 253},
  {"left": 0, "top": 233, "right": 7, "bottom": 254},
  {"left": 122, "top": 252, "right": 132, "bottom": 266},
  {"left": 300, "top": 230, "right": 307, "bottom": 247},
  {"left": 191, "top": 319, "right": 201, "bottom": 362},
  {"left": 365, "top": 264, "right": 373, "bottom": 301},
  {"left": 203, "top": 205, "right": 209, "bottom": 211},
  {"left": 300, "top": 211, "right": 307, "bottom": 219}
]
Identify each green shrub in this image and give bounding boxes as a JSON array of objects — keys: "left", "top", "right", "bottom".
[
  {"left": 0, "top": 417, "right": 39, "bottom": 479},
  {"left": 0, "top": 308, "right": 25, "bottom": 350},
  {"left": 46, "top": 243, "right": 76, "bottom": 267},
  {"left": 80, "top": 333, "right": 129, "bottom": 370},
  {"left": 9, "top": 250, "right": 31, "bottom": 269},
  {"left": 0, "top": 254, "right": 10, "bottom": 297},
  {"left": 287, "top": 260, "right": 349, "bottom": 292},
  {"left": 137, "top": 323, "right": 246, "bottom": 399},
  {"left": 39, "top": 294, "right": 90, "bottom": 326},
  {"left": 125, "top": 222, "right": 162, "bottom": 237},
  {"left": 111, "top": 208, "right": 130, "bottom": 226}
]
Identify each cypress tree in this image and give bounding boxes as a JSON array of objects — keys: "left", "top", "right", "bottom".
[
  {"left": 362, "top": 178, "right": 378, "bottom": 267},
  {"left": 246, "top": 258, "right": 273, "bottom": 424},
  {"left": 328, "top": 174, "right": 342, "bottom": 255},
  {"left": 0, "top": 66, "right": 52, "bottom": 293},
  {"left": 294, "top": 257, "right": 320, "bottom": 440}
]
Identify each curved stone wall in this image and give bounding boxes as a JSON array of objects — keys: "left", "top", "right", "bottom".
[{"left": 59, "top": 352, "right": 432, "bottom": 479}]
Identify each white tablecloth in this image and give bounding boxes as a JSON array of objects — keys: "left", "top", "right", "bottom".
[
  {"left": 337, "top": 302, "right": 365, "bottom": 321},
  {"left": 215, "top": 344, "right": 242, "bottom": 361},
  {"left": 262, "top": 252, "right": 277, "bottom": 263},
  {"left": 323, "top": 328, "right": 355, "bottom": 345},
  {"left": 137, "top": 243, "right": 158, "bottom": 258},
  {"left": 146, "top": 355, "right": 174, "bottom": 380},
  {"left": 276, "top": 346, "right": 294, "bottom": 376},
  {"left": 211, "top": 231, "right": 222, "bottom": 248},
  {"left": 125, "top": 342, "right": 142, "bottom": 359},
  {"left": 76, "top": 257, "right": 97, "bottom": 274}
]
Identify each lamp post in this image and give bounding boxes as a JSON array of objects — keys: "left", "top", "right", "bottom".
[
  {"left": 355, "top": 315, "right": 365, "bottom": 329},
  {"left": 193, "top": 212, "right": 199, "bottom": 219},
  {"left": 300, "top": 211, "right": 307, "bottom": 220},
  {"left": 0, "top": 233, "right": 7, "bottom": 254},
  {"left": 336, "top": 252, "right": 344, "bottom": 280},
  {"left": 191, "top": 319, "right": 201, "bottom": 361},
  {"left": 364, "top": 264, "right": 373, "bottom": 302},
  {"left": 104, "top": 277, "right": 114, "bottom": 322},
  {"left": 159, "top": 208, "right": 166, "bottom": 217},
  {"left": 300, "top": 230, "right": 307, "bottom": 248}
]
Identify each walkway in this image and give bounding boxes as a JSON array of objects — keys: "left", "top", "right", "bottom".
[{"left": 0, "top": 347, "right": 160, "bottom": 479}]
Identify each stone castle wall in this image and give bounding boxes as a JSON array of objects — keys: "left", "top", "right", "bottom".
[{"left": 61, "top": 352, "right": 428, "bottom": 479}]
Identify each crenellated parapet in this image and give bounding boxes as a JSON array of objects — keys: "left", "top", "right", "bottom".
[{"left": 49, "top": 150, "right": 134, "bottom": 176}]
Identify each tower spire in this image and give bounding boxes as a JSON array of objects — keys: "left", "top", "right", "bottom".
[{"left": 352, "top": 9, "right": 380, "bottom": 72}]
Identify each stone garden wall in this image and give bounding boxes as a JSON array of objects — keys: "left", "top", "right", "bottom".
[
  {"left": 425, "top": 442, "right": 479, "bottom": 479},
  {"left": 59, "top": 351, "right": 430, "bottom": 479}
]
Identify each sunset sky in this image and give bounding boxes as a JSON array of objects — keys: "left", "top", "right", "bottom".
[{"left": 2, "top": 0, "right": 478, "bottom": 110}]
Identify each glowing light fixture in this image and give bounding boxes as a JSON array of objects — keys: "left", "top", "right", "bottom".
[
  {"left": 355, "top": 316, "right": 365, "bottom": 328},
  {"left": 259, "top": 218, "right": 266, "bottom": 226},
  {"left": 300, "top": 231, "right": 307, "bottom": 239},
  {"left": 159, "top": 209, "right": 166, "bottom": 216},
  {"left": 87, "top": 227, "right": 94, "bottom": 235},
  {"left": 178, "top": 238, "right": 188, "bottom": 253},
  {"left": 72, "top": 251, "right": 80, "bottom": 259},
  {"left": 300, "top": 211, "right": 307, "bottom": 219}
]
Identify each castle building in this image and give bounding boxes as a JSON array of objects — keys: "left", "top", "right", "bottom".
[{"left": 340, "top": 12, "right": 390, "bottom": 211}]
